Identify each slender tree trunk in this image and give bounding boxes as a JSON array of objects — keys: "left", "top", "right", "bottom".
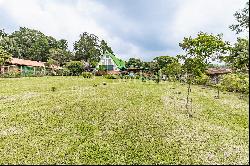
[
  {"left": 186, "top": 77, "right": 193, "bottom": 117},
  {"left": 215, "top": 75, "right": 220, "bottom": 99},
  {"left": 186, "top": 82, "right": 191, "bottom": 110},
  {"left": 217, "top": 86, "right": 220, "bottom": 99}
]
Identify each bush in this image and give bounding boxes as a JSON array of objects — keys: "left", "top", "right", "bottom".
[
  {"left": 135, "top": 75, "right": 141, "bottom": 79},
  {"left": 62, "top": 68, "right": 70, "bottom": 76},
  {"left": 0, "top": 70, "right": 21, "bottom": 78},
  {"left": 94, "top": 71, "right": 107, "bottom": 76},
  {"left": 65, "top": 61, "right": 84, "bottom": 76},
  {"left": 220, "top": 73, "right": 249, "bottom": 94},
  {"left": 122, "top": 75, "right": 131, "bottom": 79},
  {"left": 194, "top": 73, "right": 211, "bottom": 85},
  {"left": 104, "top": 74, "right": 117, "bottom": 79},
  {"left": 82, "top": 72, "right": 93, "bottom": 78}
]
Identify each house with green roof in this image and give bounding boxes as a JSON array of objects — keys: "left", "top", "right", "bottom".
[{"left": 96, "top": 52, "right": 126, "bottom": 72}]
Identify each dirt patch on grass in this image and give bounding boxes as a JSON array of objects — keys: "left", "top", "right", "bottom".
[
  {"left": 0, "top": 92, "right": 40, "bottom": 103},
  {"left": 0, "top": 126, "right": 24, "bottom": 137}
]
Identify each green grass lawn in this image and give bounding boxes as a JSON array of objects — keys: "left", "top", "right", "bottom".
[{"left": 0, "top": 76, "right": 248, "bottom": 164}]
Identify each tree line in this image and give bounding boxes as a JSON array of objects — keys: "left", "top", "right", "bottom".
[
  {"left": 0, "top": 28, "right": 113, "bottom": 68},
  {"left": 0, "top": 1, "right": 248, "bottom": 76}
]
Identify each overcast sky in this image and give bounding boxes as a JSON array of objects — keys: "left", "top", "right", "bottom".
[{"left": 0, "top": 0, "right": 247, "bottom": 61}]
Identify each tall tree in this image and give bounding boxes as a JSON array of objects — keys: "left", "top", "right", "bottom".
[
  {"left": 179, "top": 32, "right": 230, "bottom": 62},
  {"left": 0, "top": 47, "right": 12, "bottom": 66},
  {"left": 49, "top": 48, "right": 73, "bottom": 66},
  {"left": 229, "top": 2, "right": 249, "bottom": 34},
  {"left": 73, "top": 32, "right": 101, "bottom": 67},
  {"left": 179, "top": 32, "right": 230, "bottom": 116},
  {"left": 0, "top": 27, "right": 69, "bottom": 62},
  {"left": 153, "top": 56, "right": 178, "bottom": 69},
  {"left": 126, "top": 58, "right": 143, "bottom": 68},
  {"left": 223, "top": 38, "right": 249, "bottom": 72},
  {"left": 0, "top": 29, "right": 7, "bottom": 38},
  {"left": 100, "top": 40, "right": 113, "bottom": 54},
  {"left": 161, "top": 61, "right": 182, "bottom": 81}
]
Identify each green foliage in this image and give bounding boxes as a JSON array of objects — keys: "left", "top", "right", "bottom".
[
  {"left": 73, "top": 32, "right": 100, "bottom": 65},
  {"left": 220, "top": 73, "right": 249, "bottom": 93},
  {"left": 0, "top": 47, "right": 12, "bottom": 65},
  {"left": 81, "top": 72, "right": 93, "bottom": 78},
  {"left": 229, "top": 2, "right": 249, "bottom": 34},
  {"left": 149, "top": 61, "right": 160, "bottom": 74},
  {"left": 104, "top": 74, "right": 117, "bottom": 79},
  {"left": 100, "top": 40, "right": 113, "bottom": 54},
  {"left": 45, "top": 58, "right": 59, "bottom": 68},
  {"left": 49, "top": 48, "right": 72, "bottom": 66},
  {"left": 179, "top": 32, "right": 230, "bottom": 61},
  {"left": 182, "top": 57, "right": 207, "bottom": 78},
  {"left": 161, "top": 61, "right": 182, "bottom": 81},
  {"left": 126, "top": 58, "right": 143, "bottom": 68},
  {"left": 153, "top": 56, "right": 177, "bottom": 69},
  {"left": 0, "top": 29, "right": 7, "bottom": 38},
  {"left": 62, "top": 68, "right": 71, "bottom": 76},
  {"left": 0, "top": 70, "right": 21, "bottom": 78},
  {"left": 194, "top": 73, "right": 211, "bottom": 85},
  {"left": 179, "top": 32, "right": 231, "bottom": 80},
  {"left": 65, "top": 61, "right": 84, "bottom": 76},
  {"left": 0, "top": 27, "right": 70, "bottom": 62},
  {"left": 74, "top": 32, "right": 113, "bottom": 68},
  {"left": 141, "top": 61, "right": 150, "bottom": 70},
  {"left": 223, "top": 38, "right": 249, "bottom": 72}
]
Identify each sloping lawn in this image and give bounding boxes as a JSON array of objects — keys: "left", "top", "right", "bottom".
[{"left": 0, "top": 76, "right": 248, "bottom": 164}]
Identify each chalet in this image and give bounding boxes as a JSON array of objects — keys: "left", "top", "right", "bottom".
[{"left": 96, "top": 52, "right": 126, "bottom": 74}]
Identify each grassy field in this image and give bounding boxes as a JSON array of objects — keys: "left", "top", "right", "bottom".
[{"left": 0, "top": 76, "right": 248, "bottom": 165}]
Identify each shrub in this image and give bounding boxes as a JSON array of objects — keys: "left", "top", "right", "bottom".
[
  {"left": 65, "top": 61, "right": 84, "bottom": 76},
  {"left": 0, "top": 70, "right": 21, "bottom": 78},
  {"left": 220, "top": 73, "right": 249, "bottom": 94},
  {"left": 95, "top": 71, "right": 107, "bottom": 76},
  {"left": 82, "top": 72, "right": 93, "bottom": 78},
  {"left": 135, "top": 75, "right": 141, "bottom": 79},
  {"left": 122, "top": 75, "right": 131, "bottom": 79},
  {"left": 194, "top": 73, "right": 211, "bottom": 85},
  {"left": 62, "top": 68, "right": 71, "bottom": 76},
  {"left": 104, "top": 74, "right": 117, "bottom": 79},
  {"left": 51, "top": 87, "right": 56, "bottom": 92}
]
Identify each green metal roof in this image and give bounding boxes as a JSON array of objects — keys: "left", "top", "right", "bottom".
[{"left": 104, "top": 52, "right": 126, "bottom": 70}]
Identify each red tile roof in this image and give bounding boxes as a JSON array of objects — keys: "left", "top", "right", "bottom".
[{"left": 10, "top": 58, "right": 45, "bottom": 67}]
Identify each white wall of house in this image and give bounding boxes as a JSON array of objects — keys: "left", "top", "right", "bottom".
[{"left": 96, "top": 55, "right": 119, "bottom": 71}]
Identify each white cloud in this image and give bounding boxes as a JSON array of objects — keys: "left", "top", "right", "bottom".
[
  {"left": 0, "top": 0, "right": 247, "bottom": 61},
  {"left": 171, "top": 0, "right": 246, "bottom": 43}
]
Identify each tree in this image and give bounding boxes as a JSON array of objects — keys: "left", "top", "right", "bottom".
[
  {"left": 126, "top": 58, "right": 143, "bottom": 68},
  {"left": 65, "top": 61, "right": 84, "bottom": 76},
  {"left": 161, "top": 61, "right": 182, "bottom": 81},
  {"left": 179, "top": 32, "right": 231, "bottom": 116},
  {"left": 0, "top": 29, "right": 7, "bottom": 38},
  {"left": 141, "top": 61, "right": 150, "bottom": 70},
  {"left": 223, "top": 38, "right": 249, "bottom": 72},
  {"left": 100, "top": 40, "right": 113, "bottom": 55},
  {"left": 0, "top": 27, "right": 69, "bottom": 62},
  {"left": 179, "top": 32, "right": 230, "bottom": 62},
  {"left": 229, "top": 2, "right": 249, "bottom": 34},
  {"left": 149, "top": 61, "right": 160, "bottom": 74},
  {"left": 0, "top": 47, "right": 12, "bottom": 66},
  {"left": 153, "top": 56, "right": 177, "bottom": 69},
  {"left": 73, "top": 32, "right": 101, "bottom": 67},
  {"left": 49, "top": 48, "right": 73, "bottom": 66}
]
